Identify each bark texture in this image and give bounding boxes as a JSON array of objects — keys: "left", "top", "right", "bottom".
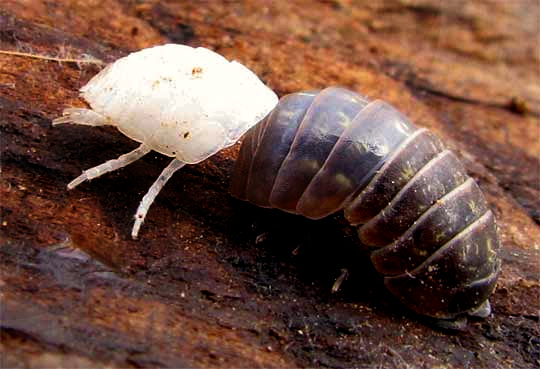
[{"left": 1, "top": 1, "right": 539, "bottom": 368}]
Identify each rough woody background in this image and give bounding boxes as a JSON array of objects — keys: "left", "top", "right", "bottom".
[{"left": 1, "top": 1, "right": 538, "bottom": 368}]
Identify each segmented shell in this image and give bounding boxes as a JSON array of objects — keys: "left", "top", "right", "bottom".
[
  {"left": 79, "top": 43, "right": 278, "bottom": 163},
  {"left": 53, "top": 44, "right": 278, "bottom": 239},
  {"left": 231, "top": 87, "right": 501, "bottom": 320}
]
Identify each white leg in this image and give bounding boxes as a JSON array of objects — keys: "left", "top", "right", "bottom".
[
  {"left": 68, "top": 144, "right": 151, "bottom": 189},
  {"left": 53, "top": 108, "right": 109, "bottom": 126},
  {"left": 132, "top": 159, "right": 186, "bottom": 239}
]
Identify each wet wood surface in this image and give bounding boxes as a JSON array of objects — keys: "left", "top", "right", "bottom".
[{"left": 1, "top": 1, "right": 539, "bottom": 368}]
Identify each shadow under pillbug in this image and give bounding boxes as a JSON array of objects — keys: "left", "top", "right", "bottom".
[
  {"left": 230, "top": 87, "right": 502, "bottom": 323},
  {"left": 53, "top": 44, "right": 278, "bottom": 239}
]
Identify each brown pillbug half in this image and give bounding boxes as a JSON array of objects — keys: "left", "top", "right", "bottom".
[{"left": 230, "top": 87, "right": 501, "bottom": 325}]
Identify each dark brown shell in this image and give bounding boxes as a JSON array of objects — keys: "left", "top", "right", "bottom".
[{"left": 230, "top": 87, "right": 501, "bottom": 320}]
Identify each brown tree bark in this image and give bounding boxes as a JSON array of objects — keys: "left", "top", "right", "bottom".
[{"left": 1, "top": 1, "right": 538, "bottom": 368}]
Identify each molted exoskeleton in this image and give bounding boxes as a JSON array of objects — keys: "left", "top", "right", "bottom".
[
  {"left": 54, "top": 44, "right": 278, "bottom": 238},
  {"left": 230, "top": 87, "right": 501, "bottom": 321}
]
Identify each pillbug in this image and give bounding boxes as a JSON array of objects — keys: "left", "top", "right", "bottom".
[
  {"left": 54, "top": 44, "right": 278, "bottom": 238},
  {"left": 230, "top": 87, "right": 502, "bottom": 324}
]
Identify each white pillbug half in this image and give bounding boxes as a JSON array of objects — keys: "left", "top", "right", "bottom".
[{"left": 53, "top": 44, "right": 278, "bottom": 238}]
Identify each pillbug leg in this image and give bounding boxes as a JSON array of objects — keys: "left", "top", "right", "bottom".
[
  {"left": 431, "top": 316, "right": 468, "bottom": 331},
  {"left": 52, "top": 108, "right": 109, "bottom": 126},
  {"left": 331, "top": 268, "right": 350, "bottom": 293},
  {"left": 132, "top": 159, "right": 186, "bottom": 239},
  {"left": 68, "top": 144, "right": 151, "bottom": 189},
  {"left": 467, "top": 300, "right": 491, "bottom": 318}
]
